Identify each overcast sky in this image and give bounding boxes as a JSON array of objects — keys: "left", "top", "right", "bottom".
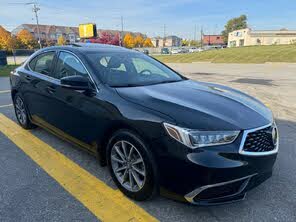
[{"left": 1, "top": 0, "right": 296, "bottom": 39}]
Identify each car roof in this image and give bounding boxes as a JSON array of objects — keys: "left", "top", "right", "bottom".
[{"left": 38, "top": 43, "right": 135, "bottom": 54}]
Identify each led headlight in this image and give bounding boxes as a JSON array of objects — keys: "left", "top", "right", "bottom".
[{"left": 163, "top": 123, "right": 240, "bottom": 149}]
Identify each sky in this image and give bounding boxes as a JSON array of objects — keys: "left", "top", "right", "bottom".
[{"left": 1, "top": 0, "right": 296, "bottom": 39}]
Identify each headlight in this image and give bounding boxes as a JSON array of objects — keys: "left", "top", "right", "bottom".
[{"left": 163, "top": 123, "right": 240, "bottom": 149}]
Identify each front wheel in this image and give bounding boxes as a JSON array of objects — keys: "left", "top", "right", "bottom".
[{"left": 107, "top": 130, "right": 158, "bottom": 201}]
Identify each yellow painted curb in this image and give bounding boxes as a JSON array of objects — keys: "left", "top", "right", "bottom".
[{"left": 0, "top": 114, "right": 158, "bottom": 222}]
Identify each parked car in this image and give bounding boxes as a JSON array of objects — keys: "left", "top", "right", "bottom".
[
  {"left": 10, "top": 43, "right": 279, "bottom": 205},
  {"left": 171, "top": 48, "right": 181, "bottom": 54},
  {"left": 180, "top": 48, "right": 189, "bottom": 53},
  {"left": 189, "top": 47, "right": 198, "bottom": 53},
  {"left": 161, "top": 47, "right": 170, "bottom": 54},
  {"left": 189, "top": 47, "right": 203, "bottom": 53},
  {"left": 142, "top": 49, "right": 149, "bottom": 55}
]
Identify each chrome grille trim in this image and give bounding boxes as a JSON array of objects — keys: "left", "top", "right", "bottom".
[{"left": 239, "top": 123, "right": 279, "bottom": 156}]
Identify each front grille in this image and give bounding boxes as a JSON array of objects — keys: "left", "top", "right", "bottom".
[{"left": 243, "top": 126, "right": 275, "bottom": 152}]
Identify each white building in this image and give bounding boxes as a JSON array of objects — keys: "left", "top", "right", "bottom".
[{"left": 228, "top": 28, "right": 296, "bottom": 47}]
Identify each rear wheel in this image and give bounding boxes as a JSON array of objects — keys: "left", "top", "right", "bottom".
[
  {"left": 107, "top": 130, "right": 158, "bottom": 201},
  {"left": 13, "top": 94, "right": 36, "bottom": 129}
]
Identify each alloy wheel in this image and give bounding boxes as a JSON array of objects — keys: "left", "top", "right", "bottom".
[
  {"left": 110, "top": 140, "right": 146, "bottom": 192},
  {"left": 15, "top": 96, "right": 27, "bottom": 125}
]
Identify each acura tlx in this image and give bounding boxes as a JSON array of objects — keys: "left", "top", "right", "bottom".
[{"left": 10, "top": 43, "right": 278, "bottom": 205}]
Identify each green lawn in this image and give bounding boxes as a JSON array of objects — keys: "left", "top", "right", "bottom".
[
  {"left": 154, "top": 45, "right": 296, "bottom": 63},
  {"left": 0, "top": 65, "right": 19, "bottom": 77}
]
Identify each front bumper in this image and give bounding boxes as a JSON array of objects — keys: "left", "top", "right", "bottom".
[
  {"left": 151, "top": 131, "right": 278, "bottom": 205},
  {"left": 184, "top": 171, "right": 272, "bottom": 205}
]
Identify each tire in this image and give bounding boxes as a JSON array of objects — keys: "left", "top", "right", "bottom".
[
  {"left": 107, "top": 130, "right": 158, "bottom": 201},
  {"left": 13, "top": 93, "right": 37, "bottom": 130}
]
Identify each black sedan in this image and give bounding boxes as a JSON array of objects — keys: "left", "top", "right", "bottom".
[{"left": 10, "top": 43, "right": 279, "bottom": 205}]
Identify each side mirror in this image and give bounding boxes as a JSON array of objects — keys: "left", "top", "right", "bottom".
[{"left": 60, "top": 75, "right": 92, "bottom": 91}]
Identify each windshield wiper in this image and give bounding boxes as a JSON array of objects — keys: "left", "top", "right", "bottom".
[
  {"left": 153, "top": 79, "right": 184, "bottom": 85},
  {"left": 111, "top": 83, "right": 145, "bottom": 87}
]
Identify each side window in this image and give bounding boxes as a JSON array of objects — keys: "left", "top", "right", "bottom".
[
  {"left": 29, "top": 52, "right": 55, "bottom": 76},
  {"left": 55, "top": 52, "right": 88, "bottom": 79}
]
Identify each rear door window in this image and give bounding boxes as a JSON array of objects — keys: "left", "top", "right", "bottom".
[{"left": 29, "top": 52, "right": 55, "bottom": 76}]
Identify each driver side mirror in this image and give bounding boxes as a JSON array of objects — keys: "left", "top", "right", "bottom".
[{"left": 60, "top": 75, "right": 92, "bottom": 91}]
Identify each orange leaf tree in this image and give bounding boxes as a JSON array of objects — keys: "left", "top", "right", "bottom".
[
  {"left": 16, "top": 29, "right": 38, "bottom": 49},
  {"left": 123, "top": 33, "right": 135, "bottom": 48},
  {"left": 0, "top": 26, "right": 17, "bottom": 51},
  {"left": 143, "top": 37, "right": 154, "bottom": 47},
  {"left": 134, "top": 35, "right": 144, "bottom": 48}
]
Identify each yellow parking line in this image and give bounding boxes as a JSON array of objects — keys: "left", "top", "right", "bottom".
[
  {"left": 0, "top": 90, "right": 10, "bottom": 94},
  {"left": 0, "top": 104, "right": 13, "bottom": 108},
  {"left": 0, "top": 114, "right": 158, "bottom": 222}
]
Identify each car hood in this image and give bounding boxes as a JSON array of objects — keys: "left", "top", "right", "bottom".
[{"left": 116, "top": 80, "right": 273, "bottom": 130}]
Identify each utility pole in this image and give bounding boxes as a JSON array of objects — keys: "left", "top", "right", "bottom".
[
  {"left": 120, "top": 16, "right": 124, "bottom": 46},
  {"left": 32, "top": 4, "right": 42, "bottom": 49},
  {"left": 200, "top": 26, "right": 203, "bottom": 48},
  {"left": 9, "top": 2, "right": 42, "bottom": 49},
  {"left": 194, "top": 25, "right": 197, "bottom": 42},
  {"left": 163, "top": 24, "right": 166, "bottom": 47}
]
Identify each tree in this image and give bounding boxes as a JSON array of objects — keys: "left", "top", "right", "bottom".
[
  {"left": 134, "top": 35, "right": 144, "bottom": 47},
  {"left": 189, "top": 40, "right": 200, "bottom": 47},
  {"left": 16, "top": 29, "right": 38, "bottom": 49},
  {"left": 57, "top": 35, "right": 66, "bottom": 45},
  {"left": 110, "top": 33, "right": 120, "bottom": 46},
  {"left": 182, "top": 39, "right": 189, "bottom": 46},
  {"left": 143, "top": 37, "right": 153, "bottom": 47},
  {"left": 123, "top": 33, "right": 135, "bottom": 48},
  {"left": 98, "top": 31, "right": 113, "bottom": 44},
  {"left": 0, "top": 26, "right": 17, "bottom": 51},
  {"left": 222, "top": 15, "right": 248, "bottom": 43}
]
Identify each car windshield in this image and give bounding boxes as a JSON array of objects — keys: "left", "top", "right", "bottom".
[{"left": 86, "top": 51, "right": 184, "bottom": 87}]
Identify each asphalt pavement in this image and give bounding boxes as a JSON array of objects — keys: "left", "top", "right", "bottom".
[{"left": 0, "top": 63, "right": 296, "bottom": 222}]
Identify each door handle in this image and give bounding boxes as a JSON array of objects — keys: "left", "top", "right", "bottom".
[
  {"left": 46, "top": 86, "right": 56, "bottom": 94},
  {"left": 25, "top": 75, "right": 32, "bottom": 81}
]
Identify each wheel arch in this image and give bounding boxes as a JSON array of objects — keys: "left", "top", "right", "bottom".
[
  {"left": 96, "top": 120, "right": 154, "bottom": 167},
  {"left": 11, "top": 89, "right": 18, "bottom": 101}
]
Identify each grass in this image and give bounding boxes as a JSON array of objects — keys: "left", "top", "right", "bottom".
[
  {"left": 0, "top": 65, "right": 19, "bottom": 77},
  {"left": 154, "top": 45, "right": 296, "bottom": 63}
]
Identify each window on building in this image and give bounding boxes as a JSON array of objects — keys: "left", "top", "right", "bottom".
[
  {"left": 239, "top": 39, "right": 245, "bottom": 47},
  {"left": 257, "top": 39, "right": 262, "bottom": 45},
  {"left": 229, "top": 41, "right": 237, "bottom": 47}
]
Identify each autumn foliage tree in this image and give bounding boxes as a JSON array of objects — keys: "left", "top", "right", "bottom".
[
  {"left": 143, "top": 37, "right": 153, "bottom": 47},
  {"left": 134, "top": 35, "right": 144, "bottom": 47},
  {"left": 222, "top": 15, "right": 248, "bottom": 43},
  {"left": 16, "top": 29, "right": 38, "bottom": 49},
  {"left": 123, "top": 33, "right": 135, "bottom": 48},
  {"left": 88, "top": 32, "right": 120, "bottom": 46},
  {"left": 57, "top": 35, "right": 66, "bottom": 45},
  {"left": 110, "top": 33, "right": 120, "bottom": 45},
  {"left": 0, "top": 26, "right": 17, "bottom": 51}
]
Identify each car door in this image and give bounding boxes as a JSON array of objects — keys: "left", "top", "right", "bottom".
[
  {"left": 47, "top": 51, "right": 101, "bottom": 151},
  {"left": 22, "top": 51, "right": 58, "bottom": 124}
]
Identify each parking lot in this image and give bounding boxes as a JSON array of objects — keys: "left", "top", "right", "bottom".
[{"left": 0, "top": 63, "right": 296, "bottom": 222}]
